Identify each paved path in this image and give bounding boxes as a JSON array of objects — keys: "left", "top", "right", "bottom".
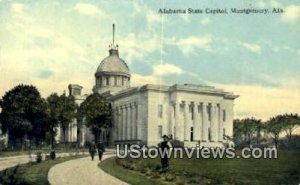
[
  {"left": 0, "top": 153, "right": 87, "bottom": 171},
  {"left": 0, "top": 155, "right": 32, "bottom": 171},
  {"left": 48, "top": 155, "right": 128, "bottom": 185}
]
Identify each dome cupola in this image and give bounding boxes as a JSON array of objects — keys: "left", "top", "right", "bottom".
[{"left": 93, "top": 24, "right": 131, "bottom": 94}]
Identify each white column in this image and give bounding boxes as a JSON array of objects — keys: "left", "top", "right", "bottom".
[
  {"left": 184, "top": 101, "right": 189, "bottom": 141},
  {"left": 211, "top": 104, "right": 218, "bottom": 141},
  {"left": 193, "top": 103, "right": 201, "bottom": 141},
  {"left": 169, "top": 102, "right": 175, "bottom": 138},
  {"left": 202, "top": 103, "right": 208, "bottom": 141},
  {"left": 102, "top": 76, "right": 106, "bottom": 87},
  {"left": 132, "top": 103, "right": 137, "bottom": 139},
  {"left": 127, "top": 104, "right": 131, "bottom": 140},
  {"left": 118, "top": 107, "right": 122, "bottom": 140},
  {"left": 136, "top": 101, "right": 143, "bottom": 139},
  {"left": 114, "top": 108, "right": 118, "bottom": 141},
  {"left": 218, "top": 105, "right": 224, "bottom": 141},
  {"left": 174, "top": 102, "right": 180, "bottom": 140},
  {"left": 122, "top": 105, "right": 126, "bottom": 140}
]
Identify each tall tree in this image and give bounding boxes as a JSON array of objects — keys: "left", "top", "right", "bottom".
[
  {"left": 265, "top": 115, "right": 285, "bottom": 148},
  {"left": 276, "top": 113, "right": 300, "bottom": 148},
  {"left": 233, "top": 118, "right": 262, "bottom": 145},
  {"left": 58, "top": 93, "right": 77, "bottom": 145},
  {"left": 46, "top": 93, "right": 61, "bottom": 149},
  {"left": 0, "top": 84, "right": 47, "bottom": 149},
  {"left": 78, "top": 93, "right": 111, "bottom": 143}
]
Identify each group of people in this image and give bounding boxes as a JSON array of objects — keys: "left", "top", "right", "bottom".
[{"left": 89, "top": 141, "right": 105, "bottom": 161}]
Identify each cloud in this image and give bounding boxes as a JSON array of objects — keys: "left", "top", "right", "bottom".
[
  {"left": 130, "top": 63, "right": 184, "bottom": 87},
  {"left": 171, "top": 36, "right": 212, "bottom": 56},
  {"left": 153, "top": 63, "right": 183, "bottom": 76},
  {"left": 118, "top": 33, "right": 161, "bottom": 62},
  {"left": 131, "top": 74, "right": 160, "bottom": 86},
  {"left": 281, "top": 5, "right": 300, "bottom": 23},
  {"left": 73, "top": 3, "right": 103, "bottom": 16},
  {"left": 209, "top": 82, "right": 300, "bottom": 121},
  {"left": 200, "top": 17, "right": 211, "bottom": 25},
  {"left": 11, "top": 3, "right": 24, "bottom": 13},
  {"left": 239, "top": 42, "right": 261, "bottom": 54}
]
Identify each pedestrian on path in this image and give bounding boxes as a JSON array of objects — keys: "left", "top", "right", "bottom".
[
  {"left": 97, "top": 141, "right": 105, "bottom": 161},
  {"left": 89, "top": 142, "right": 96, "bottom": 160},
  {"left": 158, "top": 135, "right": 172, "bottom": 173}
]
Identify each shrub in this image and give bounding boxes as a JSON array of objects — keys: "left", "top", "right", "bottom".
[
  {"left": 163, "top": 173, "right": 176, "bottom": 182},
  {"left": 36, "top": 152, "right": 42, "bottom": 163},
  {"left": 50, "top": 150, "right": 56, "bottom": 160}
]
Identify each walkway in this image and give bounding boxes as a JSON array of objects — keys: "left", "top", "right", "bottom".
[
  {"left": 0, "top": 153, "right": 82, "bottom": 171},
  {"left": 48, "top": 155, "right": 127, "bottom": 185}
]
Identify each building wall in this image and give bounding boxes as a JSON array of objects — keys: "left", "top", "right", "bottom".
[
  {"left": 109, "top": 86, "right": 236, "bottom": 147},
  {"left": 147, "top": 91, "right": 170, "bottom": 146}
]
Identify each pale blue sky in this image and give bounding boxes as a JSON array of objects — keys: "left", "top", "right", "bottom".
[{"left": 0, "top": 0, "right": 299, "bottom": 120}]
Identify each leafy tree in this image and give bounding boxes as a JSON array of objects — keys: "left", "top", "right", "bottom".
[
  {"left": 233, "top": 118, "right": 262, "bottom": 145},
  {"left": 281, "top": 113, "right": 300, "bottom": 146},
  {"left": 78, "top": 93, "right": 111, "bottom": 143},
  {"left": 58, "top": 93, "right": 77, "bottom": 145},
  {"left": 0, "top": 84, "right": 47, "bottom": 149},
  {"left": 45, "top": 93, "right": 77, "bottom": 147},
  {"left": 265, "top": 115, "right": 285, "bottom": 148},
  {"left": 45, "top": 93, "right": 61, "bottom": 149}
]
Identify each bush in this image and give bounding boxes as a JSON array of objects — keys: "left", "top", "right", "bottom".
[
  {"left": 36, "top": 152, "right": 42, "bottom": 163},
  {"left": 50, "top": 150, "right": 56, "bottom": 160},
  {"left": 0, "top": 165, "right": 22, "bottom": 185},
  {"left": 163, "top": 173, "right": 176, "bottom": 182}
]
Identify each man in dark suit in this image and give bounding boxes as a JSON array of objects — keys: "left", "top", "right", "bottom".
[
  {"left": 89, "top": 142, "right": 96, "bottom": 160},
  {"left": 159, "top": 135, "right": 172, "bottom": 172},
  {"left": 97, "top": 141, "right": 105, "bottom": 161}
]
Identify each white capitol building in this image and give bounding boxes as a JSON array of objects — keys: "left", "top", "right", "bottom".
[{"left": 58, "top": 25, "right": 239, "bottom": 147}]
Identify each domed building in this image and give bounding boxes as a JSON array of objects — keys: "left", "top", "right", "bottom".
[{"left": 64, "top": 24, "right": 239, "bottom": 148}]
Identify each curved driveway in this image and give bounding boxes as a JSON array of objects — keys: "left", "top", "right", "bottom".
[{"left": 48, "top": 155, "right": 127, "bottom": 185}]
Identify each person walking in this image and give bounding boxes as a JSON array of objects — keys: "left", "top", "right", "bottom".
[
  {"left": 159, "top": 135, "right": 172, "bottom": 173},
  {"left": 89, "top": 142, "right": 96, "bottom": 160},
  {"left": 97, "top": 141, "right": 105, "bottom": 161}
]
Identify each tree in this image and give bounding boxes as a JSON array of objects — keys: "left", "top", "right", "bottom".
[
  {"left": 265, "top": 115, "right": 285, "bottom": 148},
  {"left": 45, "top": 93, "right": 61, "bottom": 149},
  {"left": 233, "top": 118, "right": 262, "bottom": 146},
  {"left": 0, "top": 84, "right": 47, "bottom": 149},
  {"left": 78, "top": 93, "right": 111, "bottom": 143},
  {"left": 58, "top": 93, "right": 77, "bottom": 145},
  {"left": 281, "top": 113, "right": 300, "bottom": 146}
]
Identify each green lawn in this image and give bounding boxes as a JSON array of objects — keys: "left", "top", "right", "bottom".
[
  {"left": 99, "top": 151, "right": 300, "bottom": 185},
  {"left": 0, "top": 154, "right": 87, "bottom": 185}
]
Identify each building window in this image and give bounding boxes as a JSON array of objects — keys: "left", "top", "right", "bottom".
[
  {"left": 223, "top": 109, "right": 226, "bottom": 121},
  {"left": 190, "top": 127, "right": 194, "bottom": 141},
  {"left": 122, "top": 77, "right": 124, "bottom": 86},
  {"left": 106, "top": 76, "right": 109, "bottom": 86},
  {"left": 223, "top": 128, "right": 226, "bottom": 138},
  {"left": 158, "top": 125, "right": 163, "bottom": 138},
  {"left": 208, "top": 127, "right": 211, "bottom": 141},
  {"left": 158, "top": 104, "right": 163, "bottom": 118}
]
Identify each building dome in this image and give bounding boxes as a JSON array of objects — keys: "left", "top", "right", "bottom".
[
  {"left": 96, "top": 49, "right": 130, "bottom": 77},
  {"left": 93, "top": 24, "right": 131, "bottom": 94}
]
